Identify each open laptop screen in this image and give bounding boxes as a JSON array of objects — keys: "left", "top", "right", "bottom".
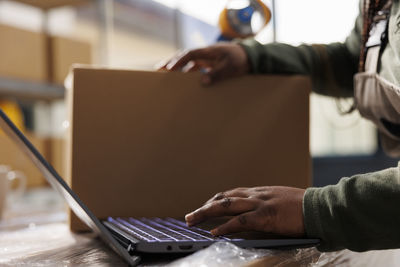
[{"left": 0, "top": 109, "right": 138, "bottom": 265}]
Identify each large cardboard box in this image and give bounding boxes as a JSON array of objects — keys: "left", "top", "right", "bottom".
[
  {"left": 0, "top": 23, "right": 91, "bottom": 84},
  {"left": 50, "top": 137, "right": 67, "bottom": 179},
  {"left": 67, "top": 68, "right": 311, "bottom": 231},
  {"left": 0, "top": 24, "right": 47, "bottom": 82},
  {"left": 0, "top": 132, "right": 49, "bottom": 187},
  {"left": 49, "top": 36, "right": 92, "bottom": 85},
  {"left": 0, "top": 133, "right": 67, "bottom": 188}
]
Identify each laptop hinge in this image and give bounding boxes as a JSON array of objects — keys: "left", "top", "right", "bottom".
[{"left": 103, "top": 220, "right": 139, "bottom": 253}]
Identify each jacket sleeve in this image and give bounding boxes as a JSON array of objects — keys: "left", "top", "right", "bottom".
[
  {"left": 303, "top": 163, "right": 400, "bottom": 252},
  {"left": 238, "top": 2, "right": 362, "bottom": 98}
]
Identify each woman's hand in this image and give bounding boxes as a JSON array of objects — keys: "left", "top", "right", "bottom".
[
  {"left": 158, "top": 43, "right": 251, "bottom": 85},
  {"left": 185, "top": 186, "right": 306, "bottom": 237}
]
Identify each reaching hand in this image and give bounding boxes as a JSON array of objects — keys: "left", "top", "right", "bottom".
[
  {"left": 185, "top": 186, "right": 306, "bottom": 237},
  {"left": 158, "top": 43, "right": 251, "bottom": 85}
]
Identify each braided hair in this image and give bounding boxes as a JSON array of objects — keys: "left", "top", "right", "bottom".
[{"left": 359, "top": 0, "right": 391, "bottom": 71}]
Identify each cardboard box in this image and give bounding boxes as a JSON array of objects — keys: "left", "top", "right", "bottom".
[
  {"left": 0, "top": 131, "right": 49, "bottom": 187},
  {"left": 49, "top": 36, "right": 92, "bottom": 85},
  {"left": 0, "top": 133, "right": 67, "bottom": 188},
  {"left": 0, "top": 24, "right": 47, "bottom": 82},
  {"left": 0, "top": 24, "right": 91, "bottom": 84},
  {"left": 67, "top": 68, "right": 311, "bottom": 231},
  {"left": 50, "top": 137, "right": 67, "bottom": 179}
]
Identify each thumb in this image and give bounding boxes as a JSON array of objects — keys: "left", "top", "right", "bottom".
[{"left": 201, "top": 60, "right": 230, "bottom": 86}]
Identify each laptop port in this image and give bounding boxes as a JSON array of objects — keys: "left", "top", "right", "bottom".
[{"left": 178, "top": 245, "right": 193, "bottom": 250}]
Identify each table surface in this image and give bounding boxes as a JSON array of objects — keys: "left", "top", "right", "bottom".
[{"left": 1, "top": 187, "right": 399, "bottom": 266}]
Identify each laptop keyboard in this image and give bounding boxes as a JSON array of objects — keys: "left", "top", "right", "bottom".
[{"left": 106, "top": 217, "right": 234, "bottom": 242}]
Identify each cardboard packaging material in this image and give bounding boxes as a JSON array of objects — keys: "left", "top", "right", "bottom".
[
  {"left": 0, "top": 132, "right": 49, "bottom": 188},
  {"left": 67, "top": 68, "right": 311, "bottom": 231},
  {"left": 50, "top": 137, "right": 67, "bottom": 179},
  {"left": 0, "top": 23, "right": 91, "bottom": 84},
  {"left": 49, "top": 36, "right": 92, "bottom": 85},
  {"left": 0, "top": 24, "right": 47, "bottom": 82}
]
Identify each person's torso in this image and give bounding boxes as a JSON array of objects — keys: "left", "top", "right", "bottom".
[
  {"left": 355, "top": 0, "right": 400, "bottom": 156},
  {"left": 379, "top": 0, "right": 400, "bottom": 83}
]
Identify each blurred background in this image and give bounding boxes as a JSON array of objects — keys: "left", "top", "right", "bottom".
[{"left": 0, "top": 0, "right": 396, "bottom": 189}]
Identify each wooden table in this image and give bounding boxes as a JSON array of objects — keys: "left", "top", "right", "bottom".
[{"left": 1, "top": 188, "right": 399, "bottom": 266}]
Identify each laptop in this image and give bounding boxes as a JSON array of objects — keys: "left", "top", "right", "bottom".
[{"left": 0, "top": 109, "right": 319, "bottom": 266}]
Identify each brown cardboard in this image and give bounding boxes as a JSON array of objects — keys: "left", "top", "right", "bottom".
[
  {"left": 0, "top": 24, "right": 47, "bottom": 82},
  {"left": 0, "top": 24, "right": 91, "bottom": 84},
  {"left": 49, "top": 137, "right": 67, "bottom": 178},
  {"left": 0, "top": 132, "right": 49, "bottom": 187},
  {"left": 49, "top": 36, "right": 92, "bottom": 84},
  {"left": 67, "top": 68, "right": 311, "bottom": 231}
]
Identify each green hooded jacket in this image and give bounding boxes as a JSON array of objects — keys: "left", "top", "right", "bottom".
[{"left": 240, "top": 0, "right": 400, "bottom": 251}]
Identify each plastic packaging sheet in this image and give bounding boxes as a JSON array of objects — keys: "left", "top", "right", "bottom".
[
  {"left": 167, "top": 241, "right": 400, "bottom": 267},
  {"left": 314, "top": 248, "right": 400, "bottom": 267},
  {"left": 167, "top": 242, "right": 321, "bottom": 267},
  {"left": 0, "top": 224, "right": 126, "bottom": 266}
]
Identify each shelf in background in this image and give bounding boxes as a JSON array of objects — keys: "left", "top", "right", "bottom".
[
  {"left": 0, "top": 76, "right": 65, "bottom": 101},
  {"left": 11, "top": 0, "right": 92, "bottom": 10}
]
